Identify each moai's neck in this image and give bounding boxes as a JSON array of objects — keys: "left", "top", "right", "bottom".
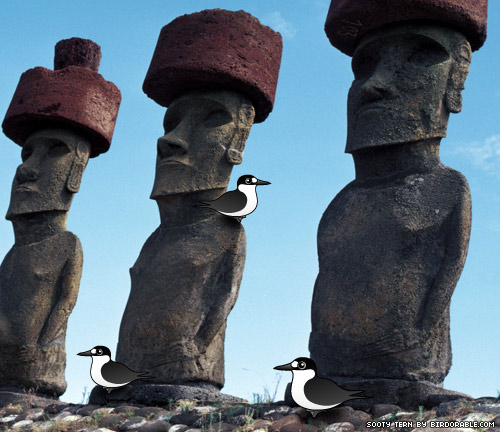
[
  {"left": 11, "top": 211, "right": 68, "bottom": 246},
  {"left": 352, "top": 138, "right": 442, "bottom": 181},
  {"left": 156, "top": 188, "right": 226, "bottom": 228}
]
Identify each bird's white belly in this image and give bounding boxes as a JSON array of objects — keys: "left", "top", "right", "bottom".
[
  {"left": 291, "top": 372, "right": 338, "bottom": 410},
  {"left": 223, "top": 194, "right": 258, "bottom": 217},
  {"left": 91, "top": 358, "right": 125, "bottom": 388}
]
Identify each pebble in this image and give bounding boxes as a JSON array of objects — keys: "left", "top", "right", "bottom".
[
  {"left": 0, "top": 396, "right": 498, "bottom": 432},
  {"left": 169, "top": 425, "right": 189, "bottom": 432},
  {"left": 324, "top": 422, "right": 355, "bottom": 432},
  {"left": 119, "top": 416, "right": 149, "bottom": 430},
  {"left": 137, "top": 419, "right": 170, "bottom": 432}
]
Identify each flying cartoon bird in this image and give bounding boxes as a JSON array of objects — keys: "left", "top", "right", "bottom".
[
  {"left": 274, "top": 357, "right": 367, "bottom": 417},
  {"left": 78, "top": 345, "right": 153, "bottom": 393},
  {"left": 197, "top": 174, "right": 270, "bottom": 222}
]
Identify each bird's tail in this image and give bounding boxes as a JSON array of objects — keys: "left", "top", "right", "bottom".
[{"left": 139, "top": 371, "right": 155, "bottom": 379}]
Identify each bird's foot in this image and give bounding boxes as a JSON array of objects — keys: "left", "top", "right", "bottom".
[
  {"left": 308, "top": 410, "right": 320, "bottom": 418},
  {"left": 104, "top": 387, "right": 113, "bottom": 394}
]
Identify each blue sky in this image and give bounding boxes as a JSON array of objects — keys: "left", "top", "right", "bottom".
[{"left": 0, "top": 1, "right": 498, "bottom": 404}]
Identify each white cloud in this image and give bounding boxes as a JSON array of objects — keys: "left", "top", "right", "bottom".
[
  {"left": 261, "top": 12, "right": 297, "bottom": 39},
  {"left": 454, "top": 135, "right": 500, "bottom": 176}
]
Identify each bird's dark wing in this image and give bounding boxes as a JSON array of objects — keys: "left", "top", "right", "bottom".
[
  {"left": 101, "top": 360, "right": 145, "bottom": 384},
  {"left": 206, "top": 190, "right": 247, "bottom": 213},
  {"left": 304, "top": 376, "right": 366, "bottom": 406}
]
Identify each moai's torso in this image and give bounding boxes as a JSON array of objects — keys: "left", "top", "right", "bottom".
[
  {"left": 310, "top": 165, "right": 471, "bottom": 383},
  {"left": 116, "top": 215, "right": 245, "bottom": 387},
  {"left": 0, "top": 230, "right": 82, "bottom": 394}
]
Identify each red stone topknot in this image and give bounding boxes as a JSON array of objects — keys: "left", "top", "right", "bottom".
[
  {"left": 2, "top": 37, "right": 121, "bottom": 157},
  {"left": 143, "top": 9, "right": 283, "bottom": 123},
  {"left": 325, "top": 0, "right": 488, "bottom": 56}
]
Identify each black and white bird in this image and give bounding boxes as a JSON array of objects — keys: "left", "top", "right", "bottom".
[
  {"left": 274, "top": 357, "right": 367, "bottom": 417},
  {"left": 78, "top": 345, "right": 152, "bottom": 393},
  {"left": 197, "top": 174, "right": 270, "bottom": 222}
]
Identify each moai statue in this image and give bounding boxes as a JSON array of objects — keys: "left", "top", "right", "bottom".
[
  {"left": 110, "top": 9, "right": 282, "bottom": 404},
  {"left": 0, "top": 38, "right": 121, "bottom": 400},
  {"left": 309, "top": 0, "right": 487, "bottom": 408}
]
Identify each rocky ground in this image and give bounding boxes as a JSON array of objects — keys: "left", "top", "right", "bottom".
[{"left": 1, "top": 396, "right": 499, "bottom": 432}]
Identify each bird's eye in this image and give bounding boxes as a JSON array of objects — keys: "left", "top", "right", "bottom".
[
  {"left": 298, "top": 361, "right": 306, "bottom": 369},
  {"left": 97, "top": 349, "right": 103, "bottom": 355},
  {"left": 245, "top": 178, "right": 251, "bottom": 184}
]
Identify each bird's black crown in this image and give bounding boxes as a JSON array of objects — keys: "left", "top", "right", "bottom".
[
  {"left": 91, "top": 345, "right": 112, "bottom": 357},
  {"left": 292, "top": 357, "right": 317, "bottom": 371},
  {"left": 237, "top": 175, "right": 256, "bottom": 186}
]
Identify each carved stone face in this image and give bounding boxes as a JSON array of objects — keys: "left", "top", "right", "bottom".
[
  {"left": 6, "top": 128, "right": 91, "bottom": 219},
  {"left": 346, "top": 23, "right": 471, "bottom": 153},
  {"left": 151, "top": 89, "right": 255, "bottom": 198}
]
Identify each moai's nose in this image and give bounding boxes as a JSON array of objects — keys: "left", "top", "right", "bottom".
[
  {"left": 157, "top": 132, "right": 189, "bottom": 160},
  {"left": 16, "top": 164, "right": 39, "bottom": 183},
  {"left": 158, "top": 122, "right": 189, "bottom": 159}
]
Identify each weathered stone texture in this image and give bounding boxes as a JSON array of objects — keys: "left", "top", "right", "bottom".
[
  {"left": 325, "top": 0, "right": 488, "bottom": 55},
  {"left": 2, "top": 37, "right": 121, "bottom": 157},
  {"left": 310, "top": 143, "right": 471, "bottom": 393},
  {"left": 310, "top": 4, "right": 480, "bottom": 407},
  {"left": 117, "top": 212, "right": 245, "bottom": 388},
  {"left": 0, "top": 227, "right": 83, "bottom": 395},
  {"left": 54, "top": 37, "right": 102, "bottom": 71},
  {"left": 143, "top": 9, "right": 282, "bottom": 123},
  {"left": 0, "top": 38, "right": 121, "bottom": 398}
]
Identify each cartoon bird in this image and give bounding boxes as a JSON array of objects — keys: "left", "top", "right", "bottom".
[
  {"left": 197, "top": 174, "right": 270, "bottom": 222},
  {"left": 274, "top": 357, "right": 367, "bottom": 417},
  {"left": 78, "top": 345, "right": 153, "bottom": 393}
]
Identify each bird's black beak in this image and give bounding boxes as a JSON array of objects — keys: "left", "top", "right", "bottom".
[
  {"left": 274, "top": 362, "right": 293, "bottom": 371},
  {"left": 256, "top": 179, "right": 271, "bottom": 186},
  {"left": 78, "top": 349, "right": 92, "bottom": 357}
]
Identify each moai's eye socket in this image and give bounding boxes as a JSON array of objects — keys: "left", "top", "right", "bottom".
[
  {"left": 21, "top": 147, "right": 33, "bottom": 162},
  {"left": 48, "top": 141, "right": 70, "bottom": 158},
  {"left": 203, "top": 109, "right": 232, "bottom": 128},
  {"left": 163, "top": 113, "right": 181, "bottom": 134},
  {"left": 407, "top": 40, "right": 449, "bottom": 67}
]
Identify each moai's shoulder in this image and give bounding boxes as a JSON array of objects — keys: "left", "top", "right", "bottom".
[
  {"left": 432, "top": 165, "right": 471, "bottom": 199},
  {"left": 51, "top": 231, "right": 83, "bottom": 263},
  {"left": 437, "top": 165, "right": 469, "bottom": 186}
]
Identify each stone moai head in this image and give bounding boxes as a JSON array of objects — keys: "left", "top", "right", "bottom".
[
  {"left": 6, "top": 128, "right": 91, "bottom": 219},
  {"left": 324, "top": 0, "right": 487, "bottom": 153},
  {"left": 141, "top": 9, "right": 282, "bottom": 197},
  {"left": 2, "top": 37, "right": 122, "bottom": 218}
]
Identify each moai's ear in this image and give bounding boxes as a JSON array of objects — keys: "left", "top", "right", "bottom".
[
  {"left": 445, "top": 43, "right": 471, "bottom": 114},
  {"left": 66, "top": 160, "right": 85, "bottom": 193},
  {"left": 66, "top": 140, "right": 90, "bottom": 193},
  {"left": 226, "top": 103, "right": 255, "bottom": 165},
  {"left": 226, "top": 147, "right": 244, "bottom": 165},
  {"left": 226, "top": 127, "right": 250, "bottom": 165}
]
